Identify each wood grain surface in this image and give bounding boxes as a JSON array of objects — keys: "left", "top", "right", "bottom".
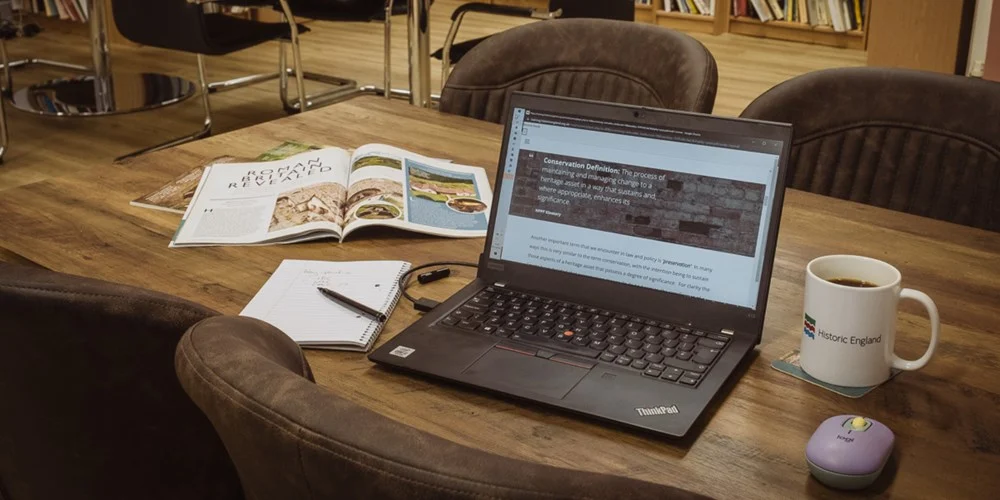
[{"left": 1, "top": 97, "right": 997, "bottom": 499}]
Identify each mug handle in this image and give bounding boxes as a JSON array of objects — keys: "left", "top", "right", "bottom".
[{"left": 891, "top": 289, "right": 940, "bottom": 371}]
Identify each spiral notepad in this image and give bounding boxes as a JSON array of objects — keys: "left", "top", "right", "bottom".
[{"left": 241, "top": 260, "right": 411, "bottom": 351}]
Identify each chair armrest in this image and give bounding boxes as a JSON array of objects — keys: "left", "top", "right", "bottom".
[{"left": 451, "top": 2, "right": 536, "bottom": 21}]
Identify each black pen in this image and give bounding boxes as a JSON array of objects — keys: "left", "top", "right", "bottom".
[{"left": 317, "top": 287, "right": 388, "bottom": 323}]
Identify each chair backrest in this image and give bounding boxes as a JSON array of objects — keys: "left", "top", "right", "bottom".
[
  {"left": 440, "top": 18, "right": 717, "bottom": 123},
  {"left": 740, "top": 67, "right": 1000, "bottom": 232},
  {"left": 110, "top": 0, "right": 212, "bottom": 53},
  {"left": 550, "top": 0, "right": 635, "bottom": 21},
  {"left": 176, "top": 316, "right": 710, "bottom": 500},
  {"left": 0, "top": 264, "right": 243, "bottom": 500}
]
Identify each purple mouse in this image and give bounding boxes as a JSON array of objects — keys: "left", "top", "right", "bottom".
[{"left": 806, "top": 415, "right": 894, "bottom": 490}]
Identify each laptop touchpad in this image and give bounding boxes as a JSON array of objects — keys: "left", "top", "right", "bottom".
[{"left": 461, "top": 347, "right": 588, "bottom": 400}]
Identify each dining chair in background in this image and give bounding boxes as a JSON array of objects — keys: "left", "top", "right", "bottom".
[
  {"left": 439, "top": 18, "right": 718, "bottom": 123},
  {"left": 0, "top": 263, "right": 243, "bottom": 500},
  {"left": 176, "top": 315, "right": 710, "bottom": 500},
  {"left": 740, "top": 67, "right": 1000, "bottom": 232},
  {"left": 433, "top": 0, "right": 635, "bottom": 88}
]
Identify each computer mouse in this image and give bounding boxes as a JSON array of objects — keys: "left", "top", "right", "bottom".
[{"left": 805, "top": 415, "right": 894, "bottom": 490}]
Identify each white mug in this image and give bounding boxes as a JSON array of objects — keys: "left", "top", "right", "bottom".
[{"left": 800, "top": 255, "right": 940, "bottom": 387}]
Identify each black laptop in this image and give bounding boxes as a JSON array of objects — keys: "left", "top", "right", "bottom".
[{"left": 370, "top": 92, "right": 791, "bottom": 438}]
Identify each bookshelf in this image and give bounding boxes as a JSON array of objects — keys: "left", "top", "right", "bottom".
[{"left": 643, "top": 0, "right": 866, "bottom": 49}]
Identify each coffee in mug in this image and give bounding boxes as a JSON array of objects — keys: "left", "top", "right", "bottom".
[{"left": 800, "top": 255, "right": 940, "bottom": 387}]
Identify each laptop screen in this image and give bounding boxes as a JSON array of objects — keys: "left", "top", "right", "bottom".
[{"left": 487, "top": 106, "right": 784, "bottom": 310}]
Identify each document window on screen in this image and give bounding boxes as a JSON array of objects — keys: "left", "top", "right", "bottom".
[{"left": 489, "top": 108, "right": 782, "bottom": 309}]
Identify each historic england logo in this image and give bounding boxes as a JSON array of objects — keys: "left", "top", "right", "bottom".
[{"left": 803, "top": 313, "right": 816, "bottom": 339}]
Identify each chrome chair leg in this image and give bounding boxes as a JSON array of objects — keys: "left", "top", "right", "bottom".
[
  {"left": 114, "top": 54, "right": 212, "bottom": 163},
  {"left": 384, "top": 0, "right": 393, "bottom": 100},
  {"left": 276, "top": 0, "right": 308, "bottom": 113}
]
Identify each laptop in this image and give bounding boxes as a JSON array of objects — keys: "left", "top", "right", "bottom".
[{"left": 370, "top": 92, "right": 791, "bottom": 438}]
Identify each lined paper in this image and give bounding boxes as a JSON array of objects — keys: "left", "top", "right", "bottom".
[{"left": 241, "top": 260, "right": 410, "bottom": 350}]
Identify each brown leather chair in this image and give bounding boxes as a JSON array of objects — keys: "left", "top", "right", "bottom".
[
  {"left": 176, "top": 315, "right": 711, "bottom": 500},
  {"left": 740, "top": 67, "right": 1000, "bottom": 232},
  {"left": 439, "top": 18, "right": 718, "bottom": 123},
  {"left": 0, "top": 264, "right": 243, "bottom": 500}
]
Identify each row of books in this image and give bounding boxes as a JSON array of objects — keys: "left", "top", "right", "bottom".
[
  {"left": 735, "top": 0, "right": 865, "bottom": 32},
  {"left": 13, "top": 0, "right": 89, "bottom": 22},
  {"left": 661, "top": 0, "right": 717, "bottom": 16}
]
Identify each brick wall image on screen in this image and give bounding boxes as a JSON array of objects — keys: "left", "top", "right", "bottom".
[{"left": 509, "top": 151, "right": 766, "bottom": 257}]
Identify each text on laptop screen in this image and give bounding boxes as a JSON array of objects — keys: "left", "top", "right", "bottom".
[{"left": 488, "top": 107, "right": 783, "bottom": 309}]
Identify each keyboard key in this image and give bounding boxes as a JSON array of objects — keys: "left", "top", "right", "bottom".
[
  {"left": 625, "top": 321, "right": 642, "bottom": 331},
  {"left": 591, "top": 323, "right": 610, "bottom": 333},
  {"left": 683, "top": 371, "right": 702, "bottom": 380},
  {"left": 661, "top": 330, "right": 680, "bottom": 341},
  {"left": 571, "top": 336, "right": 590, "bottom": 346},
  {"left": 538, "top": 327, "right": 554, "bottom": 338},
  {"left": 631, "top": 360, "right": 648, "bottom": 370},
  {"left": 644, "top": 335, "right": 663, "bottom": 345},
  {"left": 661, "top": 347, "right": 677, "bottom": 358},
  {"left": 650, "top": 363, "right": 667, "bottom": 372},
  {"left": 609, "top": 326, "right": 628, "bottom": 336},
  {"left": 664, "top": 339, "right": 680, "bottom": 348},
  {"left": 677, "top": 327, "right": 692, "bottom": 334},
  {"left": 458, "top": 320, "right": 481, "bottom": 330},
  {"left": 626, "top": 348, "right": 644, "bottom": 359},
  {"left": 615, "top": 356, "right": 633, "bottom": 366},
  {"left": 642, "top": 343, "right": 661, "bottom": 353},
  {"left": 692, "top": 348, "right": 721, "bottom": 364},
  {"left": 625, "top": 339, "right": 644, "bottom": 349},
  {"left": 610, "top": 318, "right": 626, "bottom": 327},
  {"left": 679, "top": 376, "right": 699, "bottom": 386},
  {"left": 626, "top": 331, "right": 645, "bottom": 341},
  {"left": 692, "top": 330, "right": 707, "bottom": 337},
  {"left": 609, "top": 345, "right": 627, "bottom": 355},
  {"left": 607, "top": 335, "right": 626, "bottom": 346},
  {"left": 615, "top": 313, "right": 630, "bottom": 320},
  {"left": 519, "top": 324, "right": 538, "bottom": 334},
  {"left": 676, "top": 351, "right": 693, "bottom": 361},
  {"left": 663, "top": 367, "right": 684, "bottom": 378},
  {"left": 441, "top": 316, "right": 459, "bottom": 326},
  {"left": 698, "top": 338, "right": 727, "bottom": 349},
  {"left": 679, "top": 342, "right": 696, "bottom": 352},
  {"left": 659, "top": 322, "right": 675, "bottom": 330},
  {"left": 600, "top": 352, "right": 617, "bottom": 362},
  {"left": 495, "top": 327, "right": 515, "bottom": 337},
  {"left": 555, "top": 331, "right": 574, "bottom": 342},
  {"left": 643, "top": 368, "right": 663, "bottom": 378},
  {"left": 589, "top": 340, "right": 609, "bottom": 351},
  {"left": 589, "top": 331, "right": 608, "bottom": 341},
  {"left": 660, "top": 370, "right": 681, "bottom": 382},
  {"left": 707, "top": 333, "right": 731, "bottom": 342},
  {"left": 664, "top": 359, "right": 709, "bottom": 373},
  {"left": 486, "top": 317, "right": 503, "bottom": 326},
  {"left": 644, "top": 319, "right": 658, "bottom": 326},
  {"left": 680, "top": 333, "right": 699, "bottom": 343},
  {"left": 641, "top": 325, "right": 661, "bottom": 336},
  {"left": 479, "top": 324, "right": 497, "bottom": 334},
  {"left": 644, "top": 354, "right": 664, "bottom": 364},
  {"left": 452, "top": 309, "right": 473, "bottom": 319}
]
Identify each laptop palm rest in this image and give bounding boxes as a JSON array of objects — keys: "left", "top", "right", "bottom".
[{"left": 461, "top": 346, "right": 589, "bottom": 400}]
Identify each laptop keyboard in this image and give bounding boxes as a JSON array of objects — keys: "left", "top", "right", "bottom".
[{"left": 438, "top": 286, "right": 731, "bottom": 388}]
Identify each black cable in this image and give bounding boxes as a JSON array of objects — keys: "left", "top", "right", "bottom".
[{"left": 399, "top": 261, "right": 478, "bottom": 312}]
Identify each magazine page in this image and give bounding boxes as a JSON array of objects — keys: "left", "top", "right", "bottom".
[
  {"left": 131, "top": 141, "right": 322, "bottom": 213},
  {"left": 170, "top": 148, "right": 352, "bottom": 247},
  {"left": 342, "top": 144, "right": 492, "bottom": 239}
]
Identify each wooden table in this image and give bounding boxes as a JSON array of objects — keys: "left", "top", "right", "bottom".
[{"left": 1, "top": 96, "right": 998, "bottom": 499}]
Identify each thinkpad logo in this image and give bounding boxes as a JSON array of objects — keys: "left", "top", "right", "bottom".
[{"left": 635, "top": 405, "right": 679, "bottom": 417}]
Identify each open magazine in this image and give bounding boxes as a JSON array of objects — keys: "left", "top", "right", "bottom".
[{"left": 169, "top": 144, "right": 493, "bottom": 247}]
